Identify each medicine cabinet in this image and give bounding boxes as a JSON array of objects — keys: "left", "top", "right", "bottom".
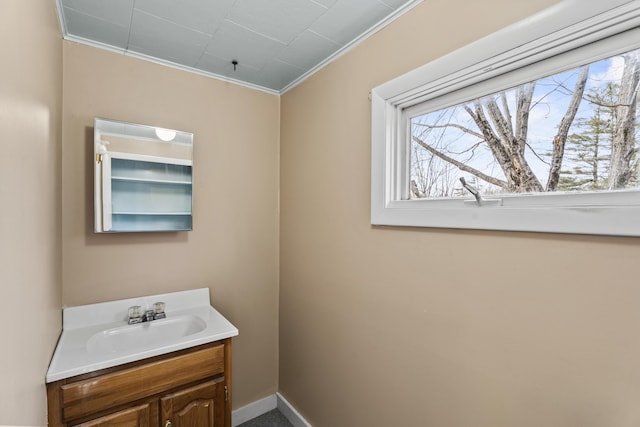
[{"left": 94, "top": 118, "right": 193, "bottom": 233}]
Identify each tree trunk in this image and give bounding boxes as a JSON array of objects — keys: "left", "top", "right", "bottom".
[
  {"left": 466, "top": 85, "right": 543, "bottom": 193},
  {"left": 508, "top": 83, "right": 543, "bottom": 192},
  {"left": 608, "top": 53, "right": 640, "bottom": 189},
  {"left": 546, "top": 66, "right": 590, "bottom": 191}
]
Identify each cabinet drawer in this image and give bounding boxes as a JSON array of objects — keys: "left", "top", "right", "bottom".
[
  {"left": 61, "top": 344, "right": 224, "bottom": 421},
  {"left": 73, "top": 402, "right": 155, "bottom": 427}
]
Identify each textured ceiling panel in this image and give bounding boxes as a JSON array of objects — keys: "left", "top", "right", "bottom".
[
  {"left": 310, "top": 0, "right": 393, "bottom": 45},
  {"left": 228, "top": 0, "right": 327, "bottom": 44},
  {"left": 254, "top": 59, "right": 306, "bottom": 90},
  {"left": 58, "top": 0, "right": 420, "bottom": 92},
  {"left": 63, "top": 7, "right": 130, "bottom": 49},
  {"left": 129, "top": 10, "right": 211, "bottom": 66},
  {"left": 204, "top": 20, "right": 286, "bottom": 70},
  {"left": 133, "top": 0, "right": 235, "bottom": 35},
  {"left": 61, "top": 0, "right": 134, "bottom": 27},
  {"left": 277, "top": 30, "right": 339, "bottom": 70}
]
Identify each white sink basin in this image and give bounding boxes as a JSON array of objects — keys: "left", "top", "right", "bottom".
[
  {"left": 86, "top": 314, "right": 207, "bottom": 355},
  {"left": 46, "top": 288, "right": 239, "bottom": 383}
]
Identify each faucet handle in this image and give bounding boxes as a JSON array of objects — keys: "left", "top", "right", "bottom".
[
  {"left": 127, "top": 305, "right": 143, "bottom": 324},
  {"left": 153, "top": 302, "right": 166, "bottom": 319}
]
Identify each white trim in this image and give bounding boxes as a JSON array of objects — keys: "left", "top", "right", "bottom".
[
  {"left": 279, "top": 0, "right": 424, "bottom": 94},
  {"left": 231, "top": 393, "right": 312, "bottom": 427},
  {"left": 63, "top": 34, "right": 127, "bottom": 56},
  {"left": 101, "top": 154, "right": 112, "bottom": 232},
  {"left": 55, "top": 0, "right": 423, "bottom": 95},
  {"left": 54, "top": 0, "right": 66, "bottom": 37},
  {"left": 94, "top": 149, "right": 103, "bottom": 233},
  {"left": 277, "top": 392, "right": 313, "bottom": 427},
  {"left": 232, "top": 394, "right": 277, "bottom": 426}
]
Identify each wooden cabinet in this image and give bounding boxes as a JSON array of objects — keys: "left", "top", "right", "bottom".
[
  {"left": 160, "top": 379, "right": 225, "bottom": 427},
  {"left": 47, "top": 340, "right": 232, "bottom": 427},
  {"left": 75, "top": 403, "right": 156, "bottom": 427}
]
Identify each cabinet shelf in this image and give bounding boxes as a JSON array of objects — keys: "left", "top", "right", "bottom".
[
  {"left": 111, "top": 213, "right": 192, "bottom": 232},
  {"left": 96, "top": 152, "right": 193, "bottom": 232},
  {"left": 113, "top": 212, "right": 192, "bottom": 216},
  {"left": 111, "top": 176, "right": 192, "bottom": 185}
]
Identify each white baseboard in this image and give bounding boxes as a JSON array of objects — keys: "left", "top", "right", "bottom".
[
  {"left": 232, "top": 392, "right": 311, "bottom": 426},
  {"left": 276, "top": 392, "right": 312, "bottom": 427},
  {"left": 232, "top": 394, "right": 277, "bottom": 426}
]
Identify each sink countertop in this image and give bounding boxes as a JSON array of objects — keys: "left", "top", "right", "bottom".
[{"left": 46, "top": 288, "right": 238, "bottom": 383}]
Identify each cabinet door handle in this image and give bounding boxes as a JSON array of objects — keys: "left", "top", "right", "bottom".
[{"left": 165, "top": 420, "right": 172, "bottom": 427}]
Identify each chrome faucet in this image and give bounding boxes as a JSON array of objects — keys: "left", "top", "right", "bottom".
[{"left": 128, "top": 302, "right": 166, "bottom": 324}]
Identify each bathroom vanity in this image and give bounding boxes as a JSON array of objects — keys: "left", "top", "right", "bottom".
[{"left": 46, "top": 289, "right": 238, "bottom": 427}]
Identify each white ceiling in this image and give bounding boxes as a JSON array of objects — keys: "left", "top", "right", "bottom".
[{"left": 56, "top": 0, "right": 420, "bottom": 93}]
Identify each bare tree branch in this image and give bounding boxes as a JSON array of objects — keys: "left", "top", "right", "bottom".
[
  {"left": 413, "top": 122, "right": 484, "bottom": 140},
  {"left": 412, "top": 136, "right": 507, "bottom": 188},
  {"left": 515, "top": 83, "right": 535, "bottom": 154},
  {"left": 448, "top": 141, "right": 484, "bottom": 157},
  {"left": 485, "top": 97, "right": 516, "bottom": 145},
  {"left": 525, "top": 142, "right": 550, "bottom": 165},
  {"left": 465, "top": 103, "right": 514, "bottom": 178},
  {"left": 500, "top": 92, "right": 513, "bottom": 134}
]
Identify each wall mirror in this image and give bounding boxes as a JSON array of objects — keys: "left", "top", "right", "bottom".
[{"left": 94, "top": 118, "right": 193, "bottom": 233}]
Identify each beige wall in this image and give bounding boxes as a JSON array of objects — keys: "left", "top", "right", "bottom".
[
  {"left": 0, "top": 0, "right": 62, "bottom": 425},
  {"left": 7, "top": 1, "right": 640, "bottom": 425},
  {"left": 61, "top": 42, "right": 280, "bottom": 408},
  {"left": 280, "top": 1, "right": 640, "bottom": 426}
]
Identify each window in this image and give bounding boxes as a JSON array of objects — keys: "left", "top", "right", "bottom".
[{"left": 371, "top": 0, "right": 640, "bottom": 236}]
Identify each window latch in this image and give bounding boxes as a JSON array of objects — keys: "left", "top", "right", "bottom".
[{"left": 460, "top": 178, "right": 501, "bottom": 207}]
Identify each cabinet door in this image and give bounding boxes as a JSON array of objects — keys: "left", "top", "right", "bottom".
[
  {"left": 74, "top": 402, "right": 155, "bottom": 427},
  {"left": 160, "top": 379, "right": 226, "bottom": 427}
]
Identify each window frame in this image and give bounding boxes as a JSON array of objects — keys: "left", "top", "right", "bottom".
[{"left": 371, "top": 0, "right": 640, "bottom": 236}]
